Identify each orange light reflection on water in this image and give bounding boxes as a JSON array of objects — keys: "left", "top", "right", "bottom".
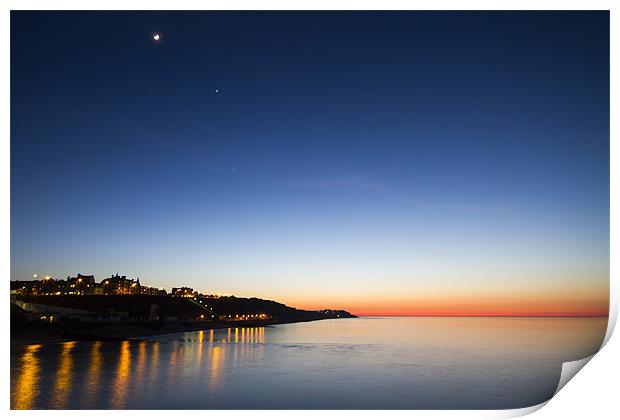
[
  {"left": 136, "top": 341, "right": 147, "bottom": 383},
  {"left": 51, "top": 341, "right": 76, "bottom": 409},
  {"left": 209, "top": 346, "right": 224, "bottom": 391},
  {"left": 111, "top": 340, "right": 131, "bottom": 409},
  {"left": 12, "top": 344, "right": 42, "bottom": 410},
  {"left": 148, "top": 341, "right": 160, "bottom": 395},
  {"left": 81, "top": 341, "right": 103, "bottom": 407}
]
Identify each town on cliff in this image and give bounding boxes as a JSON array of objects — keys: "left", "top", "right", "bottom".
[{"left": 10, "top": 272, "right": 356, "bottom": 343}]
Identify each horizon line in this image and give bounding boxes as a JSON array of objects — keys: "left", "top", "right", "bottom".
[{"left": 350, "top": 314, "right": 609, "bottom": 318}]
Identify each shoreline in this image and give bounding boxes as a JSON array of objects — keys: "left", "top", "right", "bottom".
[{"left": 10, "top": 316, "right": 346, "bottom": 346}]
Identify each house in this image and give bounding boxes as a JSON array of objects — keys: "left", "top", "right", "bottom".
[
  {"left": 171, "top": 287, "right": 195, "bottom": 297},
  {"left": 101, "top": 274, "right": 141, "bottom": 295}
]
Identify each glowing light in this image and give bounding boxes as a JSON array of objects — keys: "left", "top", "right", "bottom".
[
  {"left": 82, "top": 342, "right": 102, "bottom": 406},
  {"left": 12, "top": 344, "right": 42, "bottom": 409},
  {"left": 52, "top": 342, "right": 76, "bottom": 409},
  {"left": 112, "top": 341, "right": 131, "bottom": 409},
  {"left": 153, "top": 34, "right": 160, "bottom": 41}
]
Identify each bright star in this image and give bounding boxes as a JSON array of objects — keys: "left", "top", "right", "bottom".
[{"left": 153, "top": 34, "right": 160, "bottom": 41}]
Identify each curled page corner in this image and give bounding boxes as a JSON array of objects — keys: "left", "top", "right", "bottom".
[
  {"left": 497, "top": 350, "right": 603, "bottom": 418},
  {"left": 602, "top": 304, "right": 617, "bottom": 347},
  {"left": 497, "top": 401, "right": 548, "bottom": 419},
  {"left": 554, "top": 354, "right": 596, "bottom": 396}
]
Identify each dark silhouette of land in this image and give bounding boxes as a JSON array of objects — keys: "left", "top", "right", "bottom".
[{"left": 11, "top": 295, "right": 355, "bottom": 344}]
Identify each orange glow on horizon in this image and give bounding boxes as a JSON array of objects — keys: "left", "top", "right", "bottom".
[
  {"left": 352, "top": 310, "right": 609, "bottom": 317},
  {"left": 287, "top": 289, "right": 610, "bottom": 318}
]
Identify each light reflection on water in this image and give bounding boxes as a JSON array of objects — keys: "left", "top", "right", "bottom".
[
  {"left": 111, "top": 340, "right": 131, "bottom": 409},
  {"left": 10, "top": 319, "right": 607, "bottom": 409},
  {"left": 12, "top": 344, "right": 42, "bottom": 409},
  {"left": 81, "top": 341, "right": 102, "bottom": 407},
  {"left": 51, "top": 341, "right": 76, "bottom": 409}
]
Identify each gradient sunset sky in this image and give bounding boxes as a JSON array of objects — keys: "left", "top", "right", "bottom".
[{"left": 11, "top": 12, "right": 609, "bottom": 316}]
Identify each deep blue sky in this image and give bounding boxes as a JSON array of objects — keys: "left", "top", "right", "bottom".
[{"left": 11, "top": 12, "right": 609, "bottom": 312}]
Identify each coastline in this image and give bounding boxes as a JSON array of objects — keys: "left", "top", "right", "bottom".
[{"left": 10, "top": 316, "right": 346, "bottom": 346}]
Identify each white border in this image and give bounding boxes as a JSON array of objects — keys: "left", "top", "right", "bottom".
[{"left": 2, "top": 2, "right": 617, "bottom": 419}]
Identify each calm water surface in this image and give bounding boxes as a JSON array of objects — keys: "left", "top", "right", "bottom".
[{"left": 11, "top": 317, "right": 607, "bottom": 409}]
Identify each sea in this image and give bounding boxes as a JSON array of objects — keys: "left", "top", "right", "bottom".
[{"left": 10, "top": 316, "right": 607, "bottom": 410}]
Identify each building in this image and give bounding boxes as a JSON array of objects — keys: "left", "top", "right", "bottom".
[
  {"left": 67, "top": 274, "right": 98, "bottom": 295},
  {"left": 171, "top": 287, "right": 195, "bottom": 298},
  {"left": 40, "top": 276, "right": 65, "bottom": 294},
  {"left": 101, "top": 274, "right": 141, "bottom": 295},
  {"left": 11, "top": 278, "right": 68, "bottom": 295},
  {"left": 11, "top": 273, "right": 161, "bottom": 296},
  {"left": 140, "top": 285, "right": 167, "bottom": 296},
  {"left": 10, "top": 280, "right": 42, "bottom": 295},
  {"left": 67, "top": 274, "right": 96, "bottom": 284}
]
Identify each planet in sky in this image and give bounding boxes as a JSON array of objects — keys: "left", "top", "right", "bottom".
[{"left": 153, "top": 34, "right": 160, "bottom": 41}]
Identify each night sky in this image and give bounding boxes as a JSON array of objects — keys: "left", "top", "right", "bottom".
[{"left": 11, "top": 12, "right": 609, "bottom": 315}]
